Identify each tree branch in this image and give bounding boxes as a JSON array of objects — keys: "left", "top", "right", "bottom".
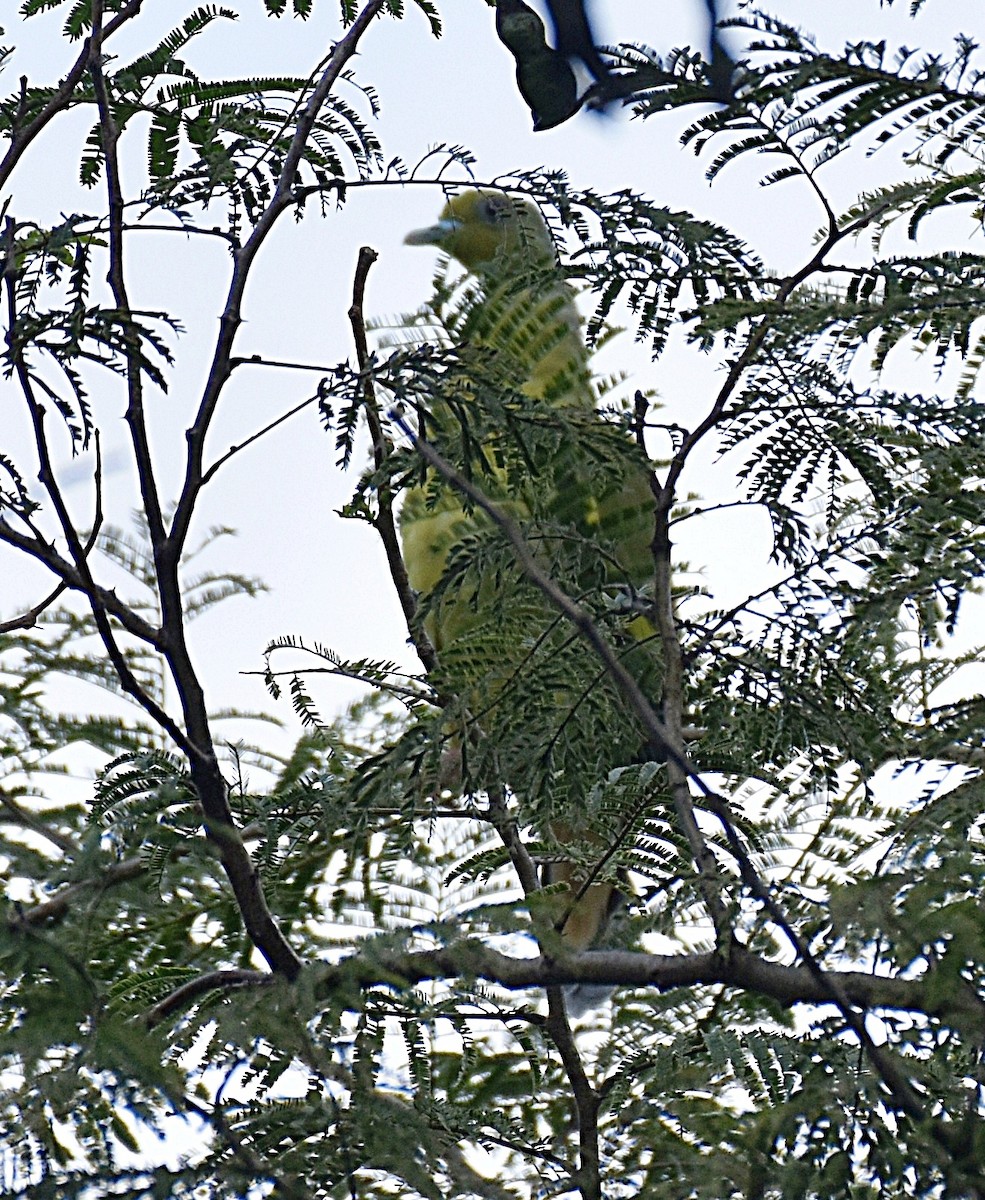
[
  {"left": 200, "top": 388, "right": 322, "bottom": 486},
  {"left": 545, "top": 989, "right": 601, "bottom": 1200},
  {"left": 165, "top": 940, "right": 984, "bottom": 1031},
  {"left": 89, "top": 0, "right": 166, "bottom": 553},
  {"left": 84, "top": 0, "right": 304, "bottom": 981},
  {"left": 145, "top": 968, "right": 272, "bottom": 1028},
  {"left": 0, "top": 515, "right": 163, "bottom": 645},
  {"left": 0, "top": 0, "right": 145, "bottom": 189},
  {"left": 170, "top": 0, "right": 386, "bottom": 561}
]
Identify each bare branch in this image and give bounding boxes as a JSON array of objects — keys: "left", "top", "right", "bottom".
[
  {"left": 293, "top": 941, "right": 985, "bottom": 1030},
  {"left": 0, "top": 579, "right": 69, "bottom": 632},
  {"left": 0, "top": 515, "right": 162, "bottom": 645},
  {"left": 348, "top": 245, "right": 438, "bottom": 674},
  {"left": 89, "top": 0, "right": 166, "bottom": 553},
  {"left": 170, "top": 0, "right": 387, "bottom": 561},
  {"left": 200, "top": 389, "right": 322, "bottom": 486}
]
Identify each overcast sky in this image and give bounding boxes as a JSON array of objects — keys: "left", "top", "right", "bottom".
[{"left": 3, "top": 0, "right": 983, "bottom": 767}]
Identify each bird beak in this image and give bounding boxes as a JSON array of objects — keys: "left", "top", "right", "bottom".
[{"left": 404, "top": 218, "right": 461, "bottom": 248}]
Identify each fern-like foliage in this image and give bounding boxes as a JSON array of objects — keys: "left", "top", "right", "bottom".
[{"left": 6, "top": 3, "right": 985, "bottom": 1198}]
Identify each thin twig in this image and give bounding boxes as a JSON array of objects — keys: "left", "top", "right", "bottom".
[
  {"left": 201, "top": 390, "right": 323, "bottom": 485},
  {"left": 0, "top": 579, "right": 68, "bottom": 631},
  {"left": 347, "top": 245, "right": 438, "bottom": 674},
  {"left": 146, "top": 969, "right": 272, "bottom": 1028}
]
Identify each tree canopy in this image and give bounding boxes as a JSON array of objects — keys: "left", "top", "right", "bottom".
[{"left": 2, "top": 2, "right": 985, "bottom": 1197}]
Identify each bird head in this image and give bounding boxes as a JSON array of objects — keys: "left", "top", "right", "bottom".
[{"left": 404, "top": 190, "right": 557, "bottom": 275}]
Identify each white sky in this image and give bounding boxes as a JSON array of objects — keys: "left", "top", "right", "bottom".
[{"left": 2, "top": 0, "right": 983, "bottom": 768}]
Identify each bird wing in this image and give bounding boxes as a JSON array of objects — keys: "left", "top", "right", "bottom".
[{"left": 400, "top": 191, "right": 656, "bottom": 989}]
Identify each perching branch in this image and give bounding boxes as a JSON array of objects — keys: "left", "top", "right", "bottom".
[{"left": 138, "top": 939, "right": 985, "bottom": 1032}]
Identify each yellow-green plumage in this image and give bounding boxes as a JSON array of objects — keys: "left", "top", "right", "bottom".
[
  {"left": 401, "top": 190, "right": 657, "bottom": 969},
  {"left": 402, "top": 190, "right": 593, "bottom": 637},
  {"left": 404, "top": 190, "right": 591, "bottom": 406},
  {"left": 403, "top": 191, "right": 653, "bottom": 605}
]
